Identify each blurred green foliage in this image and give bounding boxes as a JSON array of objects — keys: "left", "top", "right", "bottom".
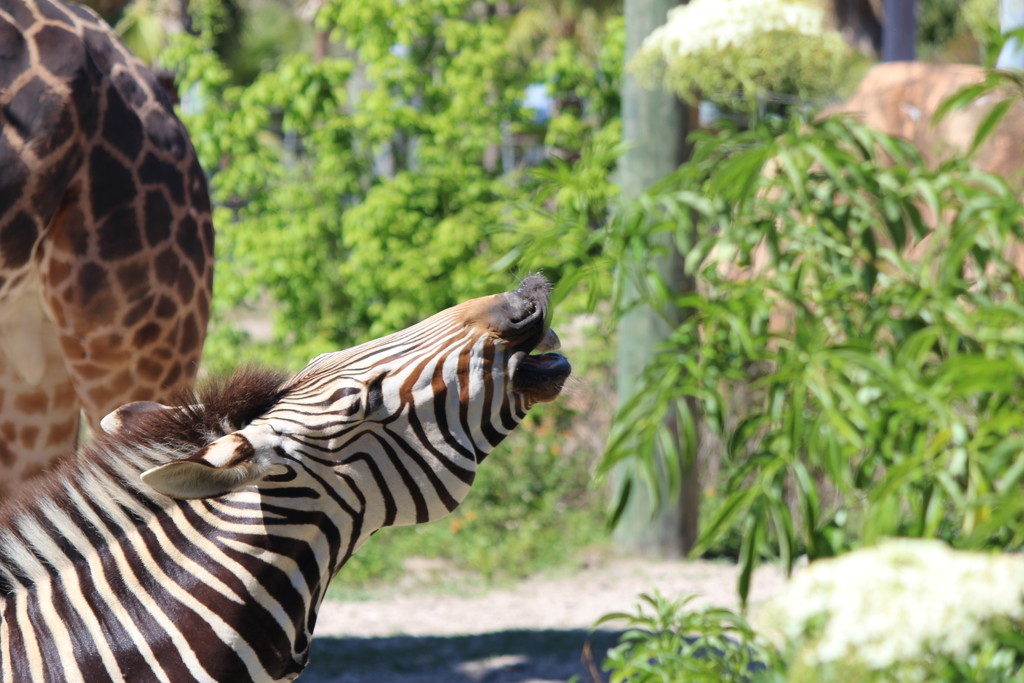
[
  {"left": 964, "top": 0, "right": 1001, "bottom": 62},
  {"left": 117, "top": 0, "right": 299, "bottom": 82},
  {"left": 166, "top": 0, "right": 622, "bottom": 373},
  {"left": 918, "top": 0, "right": 965, "bottom": 51}
]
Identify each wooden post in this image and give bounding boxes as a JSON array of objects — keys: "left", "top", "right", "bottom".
[{"left": 613, "top": 0, "right": 697, "bottom": 558}]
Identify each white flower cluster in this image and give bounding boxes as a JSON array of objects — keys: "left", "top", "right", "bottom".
[
  {"left": 758, "top": 539, "right": 1024, "bottom": 672},
  {"left": 642, "top": 0, "right": 827, "bottom": 59}
]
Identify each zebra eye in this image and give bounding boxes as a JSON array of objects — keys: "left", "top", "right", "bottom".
[{"left": 325, "top": 383, "right": 365, "bottom": 420}]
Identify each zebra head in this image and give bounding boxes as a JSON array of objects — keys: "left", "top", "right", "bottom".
[{"left": 135, "top": 275, "right": 571, "bottom": 529}]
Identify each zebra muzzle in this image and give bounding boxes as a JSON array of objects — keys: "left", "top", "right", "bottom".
[{"left": 501, "top": 276, "right": 571, "bottom": 403}]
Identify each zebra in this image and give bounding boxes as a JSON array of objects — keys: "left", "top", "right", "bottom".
[{"left": 0, "top": 275, "right": 571, "bottom": 682}]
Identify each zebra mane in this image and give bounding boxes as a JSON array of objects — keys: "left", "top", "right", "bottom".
[
  {"left": 108, "top": 365, "right": 291, "bottom": 450},
  {"left": 0, "top": 366, "right": 290, "bottom": 533}
]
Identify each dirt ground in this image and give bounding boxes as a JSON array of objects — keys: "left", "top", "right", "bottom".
[{"left": 302, "top": 559, "right": 786, "bottom": 682}]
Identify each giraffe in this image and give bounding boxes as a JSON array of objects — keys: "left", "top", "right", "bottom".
[{"left": 0, "top": 0, "right": 214, "bottom": 494}]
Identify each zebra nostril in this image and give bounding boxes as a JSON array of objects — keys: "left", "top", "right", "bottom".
[
  {"left": 507, "top": 299, "right": 536, "bottom": 325},
  {"left": 498, "top": 275, "right": 551, "bottom": 334}
]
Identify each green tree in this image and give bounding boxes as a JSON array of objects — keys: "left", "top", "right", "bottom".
[{"left": 166, "top": 0, "right": 622, "bottom": 372}]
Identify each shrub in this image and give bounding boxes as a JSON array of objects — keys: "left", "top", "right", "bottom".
[
  {"left": 758, "top": 539, "right": 1024, "bottom": 681},
  {"left": 603, "top": 98, "right": 1024, "bottom": 600},
  {"left": 597, "top": 591, "right": 781, "bottom": 683},
  {"left": 600, "top": 540, "right": 1024, "bottom": 682}
]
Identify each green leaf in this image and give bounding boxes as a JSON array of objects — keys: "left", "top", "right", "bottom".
[
  {"left": 691, "top": 485, "right": 760, "bottom": 558},
  {"left": 970, "top": 98, "right": 1015, "bottom": 155},
  {"left": 737, "top": 515, "right": 761, "bottom": 606},
  {"left": 933, "top": 79, "right": 997, "bottom": 124}
]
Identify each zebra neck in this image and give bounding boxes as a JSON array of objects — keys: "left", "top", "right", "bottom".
[
  {"left": 0, "top": 454, "right": 345, "bottom": 680},
  {"left": 332, "top": 439, "right": 478, "bottom": 531}
]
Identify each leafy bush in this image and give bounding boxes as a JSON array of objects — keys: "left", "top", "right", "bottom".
[
  {"left": 602, "top": 94, "right": 1024, "bottom": 599},
  {"left": 597, "top": 592, "right": 781, "bottom": 682}
]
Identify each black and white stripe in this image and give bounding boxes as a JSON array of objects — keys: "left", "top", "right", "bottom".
[{"left": 0, "top": 276, "right": 570, "bottom": 682}]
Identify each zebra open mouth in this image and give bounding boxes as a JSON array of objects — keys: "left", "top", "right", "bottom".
[
  {"left": 514, "top": 353, "right": 571, "bottom": 403},
  {"left": 513, "top": 328, "right": 571, "bottom": 403}
]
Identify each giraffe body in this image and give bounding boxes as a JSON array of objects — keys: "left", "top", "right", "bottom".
[{"left": 0, "top": 0, "right": 213, "bottom": 490}]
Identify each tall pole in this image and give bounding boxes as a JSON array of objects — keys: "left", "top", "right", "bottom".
[
  {"left": 613, "top": 0, "right": 696, "bottom": 557},
  {"left": 882, "top": 0, "right": 917, "bottom": 62}
]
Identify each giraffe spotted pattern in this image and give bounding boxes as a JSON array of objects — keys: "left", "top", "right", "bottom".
[
  {"left": 0, "top": 276, "right": 571, "bottom": 682},
  {"left": 0, "top": 0, "right": 214, "bottom": 490}
]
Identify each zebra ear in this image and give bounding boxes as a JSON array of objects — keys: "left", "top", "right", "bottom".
[
  {"left": 101, "top": 401, "right": 171, "bottom": 434},
  {"left": 141, "top": 431, "right": 282, "bottom": 499}
]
